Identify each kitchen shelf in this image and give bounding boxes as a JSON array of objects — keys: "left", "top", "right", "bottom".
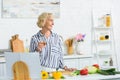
[
  {"left": 94, "top": 40, "right": 111, "bottom": 43},
  {"left": 63, "top": 54, "right": 93, "bottom": 59},
  {"left": 98, "top": 53, "right": 112, "bottom": 56},
  {"left": 94, "top": 52, "right": 112, "bottom": 57},
  {"left": 93, "top": 27, "right": 111, "bottom": 29},
  {"left": 92, "top": 10, "right": 118, "bottom": 70},
  {"left": 100, "top": 65, "right": 117, "bottom": 70}
]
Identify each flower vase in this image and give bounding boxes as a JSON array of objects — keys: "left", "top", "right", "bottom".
[{"left": 75, "top": 42, "right": 84, "bottom": 55}]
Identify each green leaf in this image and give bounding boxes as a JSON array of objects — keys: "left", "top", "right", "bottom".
[
  {"left": 61, "top": 76, "right": 65, "bottom": 79},
  {"left": 114, "top": 71, "right": 120, "bottom": 74},
  {"left": 48, "top": 76, "right": 54, "bottom": 79}
]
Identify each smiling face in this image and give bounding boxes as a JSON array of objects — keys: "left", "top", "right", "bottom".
[{"left": 44, "top": 15, "right": 54, "bottom": 31}]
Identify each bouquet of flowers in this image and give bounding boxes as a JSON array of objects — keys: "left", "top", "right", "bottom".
[{"left": 75, "top": 33, "right": 86, "bottom": 42}]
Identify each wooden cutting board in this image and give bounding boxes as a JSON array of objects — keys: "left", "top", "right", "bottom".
[
  {"left": 12, "top": 35, "right": 24, "bottom": 53},
  {"left": 10, "top": 36, "right": 16, "bottom": 51},
  {"left": 12, "top": 61, "right": 31, "bottom": 80},
  {"left": 51, "top": 71, "right": 72, "bottom": 75},
  {"left": 60, "top": 71, "right": 72, "bottom": 75}
]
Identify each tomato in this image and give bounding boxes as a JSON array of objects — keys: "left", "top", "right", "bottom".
[
  {"left": 80, "top": 68, "right": 88, "bottom": 75},
  {"left": 93, "top": 64, "right": 99, "bottom": 69}
]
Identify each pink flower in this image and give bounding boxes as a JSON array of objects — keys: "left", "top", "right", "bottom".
[{"left": 75, "top": 33, "right": 86, "bottom": 42}]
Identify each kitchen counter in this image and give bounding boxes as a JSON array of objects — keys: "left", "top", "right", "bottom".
[
  {"left": 64, "top": 74, "right": 120, "bottom": 80},
  {"left": 0, "top": 53, "right": 120, "bottom": 80},
  {"left": 0, "top": 74, "right": 120, "bottom": 80}
]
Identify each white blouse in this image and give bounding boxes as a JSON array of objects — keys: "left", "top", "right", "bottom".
[{"left": 29, "top": 31, "right": 64, "bottom": 69}]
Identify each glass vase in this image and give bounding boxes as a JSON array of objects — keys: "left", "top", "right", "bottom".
[{"left": 75, "top": 42, "right": 84, "bottom": 55}]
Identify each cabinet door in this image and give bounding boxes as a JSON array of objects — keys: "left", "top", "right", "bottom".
[
  {"left": 0, "top": 63, "right": 6, "bottom": 77},
  {"left": 0, "top": 57, "right": 6, "bottom": 77},
  {"left": 78, "top": 58, "right": 93, "bottom": 69},
  {"left": 64, "top": 59, "right": 78, "bottom": 68}
]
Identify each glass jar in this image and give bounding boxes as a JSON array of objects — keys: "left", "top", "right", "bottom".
[
  {"left": 105, "top": 14, "right": 111, "bottom": 27},
  {"left": 75, "top": 42, "right": 84, "bottom": 55}
]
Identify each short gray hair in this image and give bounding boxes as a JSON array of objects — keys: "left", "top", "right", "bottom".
[{"left": 37, "top": 12, "right": 53, "bottom": 28}]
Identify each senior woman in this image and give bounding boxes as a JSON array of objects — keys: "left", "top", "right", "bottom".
[{"left": 30, "top": 12, "right": 76, "bottom": 72}]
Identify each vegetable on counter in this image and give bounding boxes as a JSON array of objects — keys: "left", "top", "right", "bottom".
[
  {"left": 52, "top": 71, "right": 62, "bottom": 79},
  {"left": 93, "top": 64, "right": 100, "bottom": 69},
  {"left": 41, "top": 70, "right": 65, "bottom": 79},
  {"left": 86, "top": 66, "right": 98, "bottom": 74},
  {"left": 97, "top": 68, "right": 120, "bottom": 75},
  {"left": 70, "top": 70, "right": 80, "bottom": 76},
  {"left": 80, "top": 68, "right": 88, "bottom": 75},
  {"left": 41, "top": 70, "right": 49, "bottom": 79}
]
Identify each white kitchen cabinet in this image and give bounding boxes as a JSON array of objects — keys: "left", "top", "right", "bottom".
[
  {"left": 0, "top": 63, "right": 6, "bottom": 77},
  {"left": 78, "top": 58, "right": 93, "bottom": 69},
  {"left": 92, "top": 10, "right": 118, "bottom": 69},
  {"left": 64, "top": 55, "right": 93, "bottom": 69},
  {"left": 64, "top": 58, "right": 78, "bottom": 68},
  {"left": 0, "top": 56, "right": 6, "bottom": 77}
]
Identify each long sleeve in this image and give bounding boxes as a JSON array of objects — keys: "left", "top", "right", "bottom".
[
  {"left": 29, "top": 37, "right": 37, "bottom": 52},
  {"left": 58, "top": 37, "right": 65, "bottom": 69}
]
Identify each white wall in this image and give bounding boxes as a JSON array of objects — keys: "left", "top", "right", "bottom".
[
  {"left": 112, "top": 0, "right": 120, "bottom": 70},
  {"left": 0, "top": 0, "right": 120, "bottom": 66},
  {"left": 0, "top": 0, "right": 92, "bottom": 55}
]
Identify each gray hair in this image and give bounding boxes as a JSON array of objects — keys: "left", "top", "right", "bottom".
[{"left": 37, "top": 12, "right": 53, "bottom": 28}]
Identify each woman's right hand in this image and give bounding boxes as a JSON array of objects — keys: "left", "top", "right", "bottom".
[
  {"left": 36, "top": 41, "right": 46, "bottom": 52},
  {"left": 64, "top": 66, "right": 77, "bottom": 72}
]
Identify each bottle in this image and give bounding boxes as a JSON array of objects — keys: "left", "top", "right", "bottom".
[
  {"left": 25, "top": 39, "right": 29, "bottom": 53},
  {"left": 109, "top": 57, "right": 113, "bottom": 66},
  {"left": 105, "top": 14, "right": 111, "bottom": 27}
]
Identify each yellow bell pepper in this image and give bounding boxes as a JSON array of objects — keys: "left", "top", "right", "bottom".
[{"left": 52, "top": 71, "right": 62, "bottom": 79}]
